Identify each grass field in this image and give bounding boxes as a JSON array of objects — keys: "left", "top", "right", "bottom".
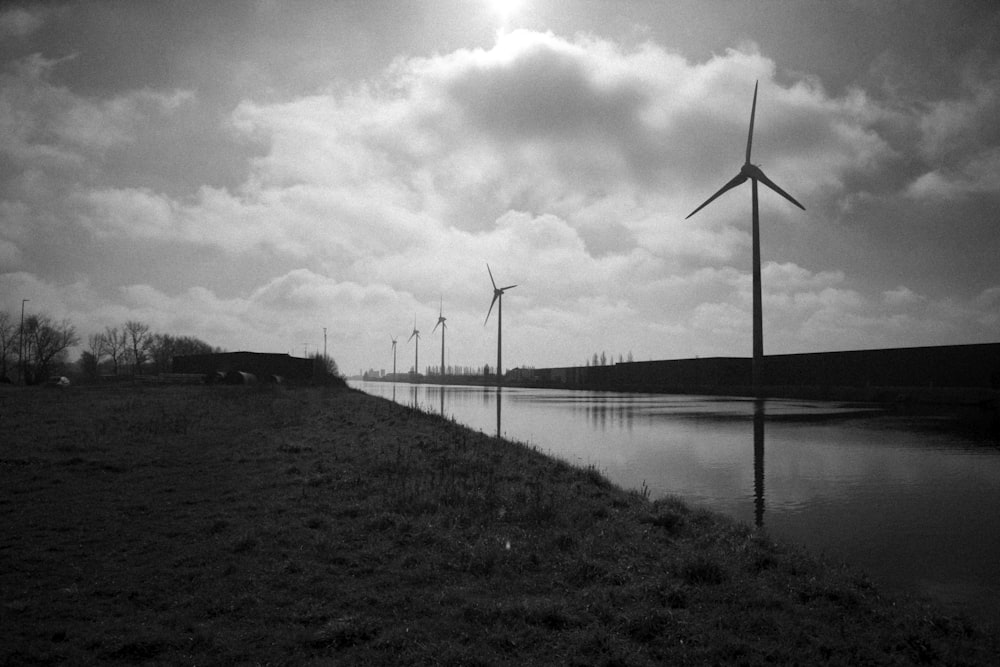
[{"left": 2, "top": 383, "right": 998, "bottom": 665}]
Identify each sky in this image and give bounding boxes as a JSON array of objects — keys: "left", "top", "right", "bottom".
[{"left": 2, "top": 0, "right": 999, "bottom": 376}]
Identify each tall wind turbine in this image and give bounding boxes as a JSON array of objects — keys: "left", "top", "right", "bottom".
[
  {"left": 407, "top": 316, "right": 420, "bottom": 377},
  {"left": 686, "top": 81, "right": 805, "bottom": 396},
  {"left": 484, "top": 264, "right": 517, "bottom": 388},
  {"left": 390, "top": 336, "right": 398, "bottom": 377},
  {"left": 432, "top": 296, "right": 447, "bottom": 377}
]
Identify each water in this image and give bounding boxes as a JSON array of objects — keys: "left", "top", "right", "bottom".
[{"left": 350, "top": 380, "right": 1000, "bottom": 626}]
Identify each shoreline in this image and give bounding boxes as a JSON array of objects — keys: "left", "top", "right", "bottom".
[{"left": 3, "top": 384, "right": 998, "bottom": 664}]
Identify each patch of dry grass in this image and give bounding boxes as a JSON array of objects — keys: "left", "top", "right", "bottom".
[{"left": 1, "top": 384, "right": 997, "bottom": 665}]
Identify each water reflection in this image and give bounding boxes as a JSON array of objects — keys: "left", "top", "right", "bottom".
[
  {"left": 561, "top": 395, "right": 638, "bottom": 432},
  {"left": 754, "top": 400, "right": 765, "bottom": 528}
]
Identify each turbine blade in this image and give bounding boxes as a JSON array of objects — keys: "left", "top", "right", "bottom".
[
  {"left": 756, "top": 170, "right": 805, "bottom": 210},
  {"left": 484, "top": 293, "right": 499, "bottom": 325},
  {"left": 432, "top": 321, "right": 440, "bottom": 333},
  {"left": 487, "top": 264, "right": 497, "bottom": 290},
  {"left": 746, "top": 80, "right": 758, "bottom": 165},
  {"left": 685, "top": 173, "right": 747, "bottom": 219},
  {"left": 500, "top": 284, "right": 517, "bottom": 291},
  {"left": 407, "top": 331, "right": 416, "bottom": 342}
]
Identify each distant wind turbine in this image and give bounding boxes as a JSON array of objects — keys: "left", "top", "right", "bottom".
[
  {"left": 390, "top": 336, "right": 398, "bottom": 377},
  {"left": 432, "top": 296, "right": 447, "bottom": 377},
  {"left": 685, "top": 81, "right": 805, "bottom": 396},
  {"left": 484, "top": 264, "right": 517, "bottom": 388},
  {"left": 407, "top": 316, "right": 420, "bottom": 377}
]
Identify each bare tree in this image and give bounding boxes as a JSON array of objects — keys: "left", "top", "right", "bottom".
[
  {"left": 124, "top": 320, "right": 151, "bottom": 375},
  {"left": 149, "top": 333, "right": 175, "bottom": 374},
  {"left": 149, "top": 333, "right": 217, "bottom": 373},
  {"left": 23, "top": 314, "right": 79, "bottom": 383},
  {"left": 87, "top": 332, "right": 105, "bottom": 366},
  {"left": 79, "top": 351, "right": 99, "bottom": 381},
  {"left": 80, "top": 332, "right": 106, "bottom": 381},
  {"left": 0, "top": 310, "right": 16, "bottom": 381},
  {"left": 102, "top": 325, "right": 127, "bottom": 375}
]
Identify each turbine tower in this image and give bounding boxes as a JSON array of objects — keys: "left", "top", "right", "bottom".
[
  {"left": 686, "top": 81, "right": 805, "bottom": 396},
  {"left": 407, "top": 316, "right": 420, "bottom": 377},
  {"left": 390, "top": 336, "right": 398, "bottom": 377},
  {"left": 484, "top": 264, "right": 517, "bottom": 388},
  {"left": 432, "top": 296, "right": 447, "bottom": 377}
]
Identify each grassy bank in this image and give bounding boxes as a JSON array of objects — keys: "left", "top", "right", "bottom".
[{"left": 2, "top": 384, "right": 997, "bottom": 665}]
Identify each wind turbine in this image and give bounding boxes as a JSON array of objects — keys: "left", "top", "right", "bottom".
[
  {"left": 685, "top": 81, "right": 805, "bottom": 396},
  {"left": 484, "top": 264, "right": 517, "bottom": 388},
  {"left": 390, "top": 336, "right": 398, "bottom": 377},
  {"left": 432, "top": 296, "right": 447, "bottom": 377},
  {"left": 407, "top": 316, "right": 420, "bottom": 377}
]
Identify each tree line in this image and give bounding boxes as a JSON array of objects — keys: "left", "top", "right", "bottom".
[
  {"left": 81, "top": 321, "right": 221, "bottom": 380},
  {"left": 0, "top": 309, "right": 220, "bottom": 384},
  {"left": 0, "top": 310, "right": 78, "bottom": 384},
  {"left": 586, "top": 351, "right": 634, "bottom": 367}
]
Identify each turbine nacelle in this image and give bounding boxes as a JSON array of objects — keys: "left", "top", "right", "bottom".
[
  {"left": 433, "top": 296, "right": 447, "bottom": 333},
  {"left": 485, "top": 263, "right": 516, "bottom": 325},
  {"left": 685, "top": 81, "right": 804, "bottom": 220}
]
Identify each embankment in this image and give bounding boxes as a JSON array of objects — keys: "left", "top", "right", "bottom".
[{"left": 2, "top": 384, "right": 998, "bottom": 664}]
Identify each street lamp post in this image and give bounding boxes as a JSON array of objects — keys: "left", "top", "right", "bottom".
[{"left": 19, "top": 298, "right": 28, "bottom": 385}]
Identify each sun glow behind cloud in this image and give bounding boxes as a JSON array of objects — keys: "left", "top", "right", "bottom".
[{"left": 489, "top": 0, "right": 526, "bottom": 33}]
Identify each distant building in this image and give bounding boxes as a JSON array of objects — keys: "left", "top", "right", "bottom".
[{"left": 173, "top": 352, "right": 314, "bottom": 383}]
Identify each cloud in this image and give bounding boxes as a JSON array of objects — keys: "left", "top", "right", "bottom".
[
  {"left": 903, "top": 74, "right": 1000, "bottom": 200},
  {"left": 882, "top": 286, "right": 926, "bottom": 307},
  {"left": 0, "top": 7, "right": 45, "bottom": 38},
  {"left": 0, "top": 237, "right": 22, "bottom": 268},
  {"left": 917, "top": 79, "right": 1000, "bottom": 162},
  {"left": 3, "top": 26, "right": 998, "bottom": 374},
  {"left": 226, "top": 31, "right": 894, "bottom": 276},
  {"left": 0, "top": 53, "right": 194, "bottom": 173},
  {"left": 905, "top": 147, "right": 1000, "bottom": 199}
]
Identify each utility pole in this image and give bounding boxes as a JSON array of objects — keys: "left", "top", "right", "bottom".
[
  {"left": 19, "top": 298, "right": 28, "bottom": 385},
  {"left": 323, "top": 327, "right": 327, "bottom": 360}
]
